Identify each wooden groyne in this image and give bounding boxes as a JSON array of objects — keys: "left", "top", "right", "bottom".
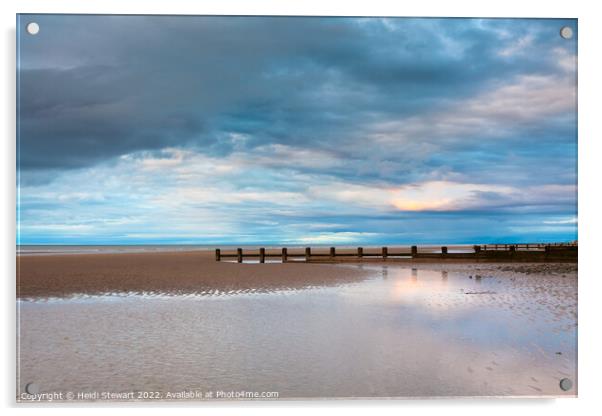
[{"left": 215, "top": 243, "right": 577, "bottom": 263}]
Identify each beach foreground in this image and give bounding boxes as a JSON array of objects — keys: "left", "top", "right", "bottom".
[
  {"left": 17, "top": 251, "right": 577, "bottom": 400},
  {"left": 17, "top": 250, "right": 576, "bottom": 299},
  {"left": 17, "top": 250, "right": 373, "bottom": 299}
]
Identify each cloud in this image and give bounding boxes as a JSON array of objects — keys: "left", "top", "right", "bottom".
[
  {"left": 16, "top": 16, "right": 578, "bottom": 244},
  {"left": 18, "top": 17, "right": 576, "bottom": 172},
  {"left": 497, "top": 34, "right": 535, "bottom": 57},
  {"left": 17, "top": 147, "right": 577, "bottom": 244},
  {"left": 294, "top": 232, "right": 381, "bottom": 244},
  {"left": 543, "top": 217, "right": 578, "bottom": 225}
]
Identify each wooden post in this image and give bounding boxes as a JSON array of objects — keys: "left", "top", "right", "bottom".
[
  {"left": 259, "top": 247, "right": 265, "bottom": 263},
  {"left": 382, "top": 246, "right": 388, "bottom": 259},
  {"left": 282, "top": 247, "right": 288, "bottom": 262},
  {"left": 215, "top": 248, "right": 221, "bottom": 261},
  {"left": 237, "top": 248, "right": 243, "bottom": 263},
  {"left": 411, "top": 245, "right": 418, "bottom": 257},
  {"left": 330, "top": 247, "right": 335, "bottom": 259},
  {"left": 473, "top": 245, "right": 481, "bottom": 254},
  {"left": 305, "top": 247, "right": 311, "bottom": 262},
  {"left": 358, "top": 247, "right": 363, "bottom": 258},
  {"left": 441, "top": 246, "right": 448, "bottom": 256}
]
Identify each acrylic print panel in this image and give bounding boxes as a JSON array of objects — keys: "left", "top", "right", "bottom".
[{"left": 16, "top": 15, "right": 577, "bottom": 401}]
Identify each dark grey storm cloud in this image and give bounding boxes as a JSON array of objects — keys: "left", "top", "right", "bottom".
[
  {"left": 16, "top": 15, "right": 578, "bottom": 244},
  {"left": 18, "top": 16, "right": 576, "bottom": 179}
]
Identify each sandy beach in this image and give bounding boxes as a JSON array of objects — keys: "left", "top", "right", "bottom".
[
  {"left": 17, "top": 250, "right": 374, "bottom": 299},
  {"left": 17, "top": 250, "right": 577, "bottom": 299},
  {"left": 17, "top": 253, "right": 577, "bottom": 399}
]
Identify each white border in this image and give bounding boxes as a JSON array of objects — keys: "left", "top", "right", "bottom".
[{"left": 3, "top": 1, "right": 601, "bottom": 415}]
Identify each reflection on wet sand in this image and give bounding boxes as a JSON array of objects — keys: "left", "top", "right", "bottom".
[{"left": 18, "top": 263, "right": 577, "bottom": 399}]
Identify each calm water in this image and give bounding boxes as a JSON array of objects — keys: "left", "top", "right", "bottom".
[
  {"left": 17, "top": 245, "right": 216, "bottom": 255},
  {"left": 17, "top": 265, "right": 577, "bottom": 400},
  {"left": 17, "top": 244, "right": 478, "bottom": 256}
]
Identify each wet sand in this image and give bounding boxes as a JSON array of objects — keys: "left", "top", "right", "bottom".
[
  {"left": 17, "top": 250, "right": 577, "bottom": 299},
  {"left": 17, "top": 261, "right": 577, "bottom": 399},
  {"left": 17, "top": 250, "right": 374, "bottom": 299},
  {"left": 16, "top": 249, "right": 578, "bottom": 399}
]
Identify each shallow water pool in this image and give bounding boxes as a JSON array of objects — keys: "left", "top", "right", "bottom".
[{"left": 17, "top": 264, "right": 577, "bottom": 400}]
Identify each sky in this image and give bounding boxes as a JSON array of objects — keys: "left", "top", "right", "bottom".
[{"left": 17, "top": 15, "right": 577, "bottom": 245}]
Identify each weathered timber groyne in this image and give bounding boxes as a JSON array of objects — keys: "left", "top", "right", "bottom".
[{"left": 214, "top": 243, "right": 577, "bottom": 263}]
